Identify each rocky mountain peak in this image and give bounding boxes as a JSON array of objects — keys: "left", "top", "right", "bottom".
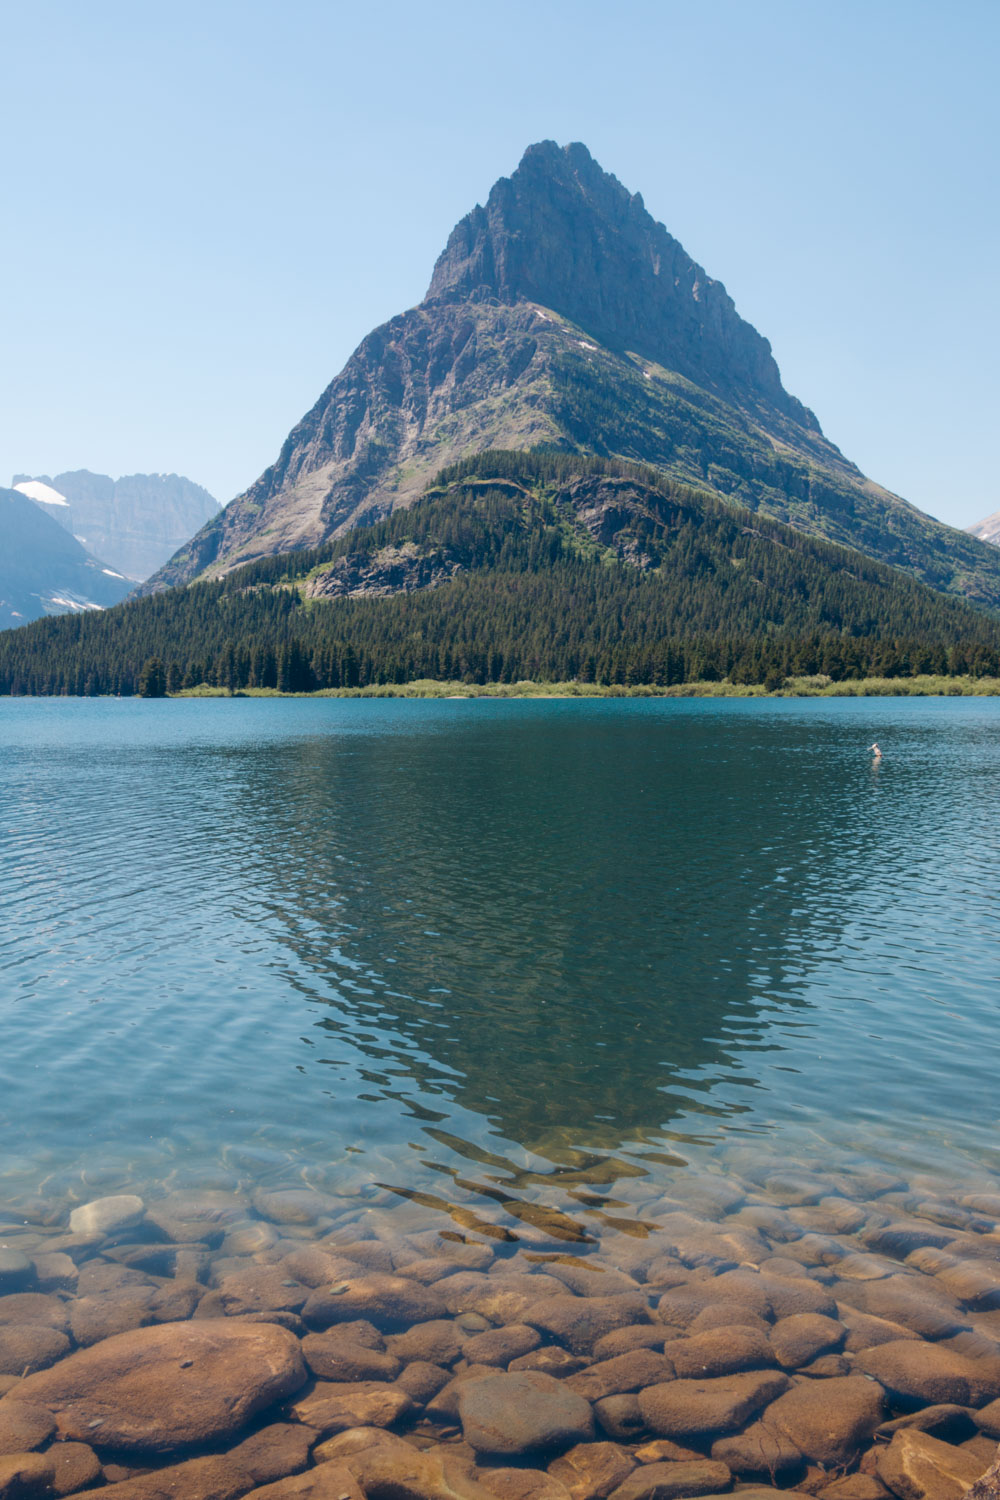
[{"left": 426, "top": 141, "right": 816, "bottom": 427}]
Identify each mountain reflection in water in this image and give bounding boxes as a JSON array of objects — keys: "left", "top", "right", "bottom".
[{"left": 1, "top": 696, "right": 999, "bottom": 1226}]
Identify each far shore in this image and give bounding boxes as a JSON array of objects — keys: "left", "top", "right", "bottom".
[{"left": 172, "top": 673, "right": 1000, "bottom": 700}]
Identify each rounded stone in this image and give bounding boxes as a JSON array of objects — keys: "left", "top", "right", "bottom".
[
  {"left": 608, "top": 1460, "right": 732, "bottom": 1500},
  {"left": 663, "top": 1325, "right": 775, "bottom": 1378},
  {"left": 0, "top": 1253, "right": 34, "bottom": 1296},
  {"left": 302, "top": 1274, "right": 448, "bottom": 1332},
  {"left": 252, "top": 1188, "right": 336, "bottom": 1225},
  {"left": 462, "top": 1324, "right": 541, "bottom": 1367},
  {"left": 566, "top": 1349, "right": 674, "bottom": 1403},
  {"left": 0, "top": 1297, "right": 68, "bottom": 1334},
  {"left": 876, "top": 1428, "right": 984, "bottom": 1500},
  {"left": 711, "top": 1419, "right": 805, "bottom": 1479},
  {"left": 300, "top": 1332, "right": 400, "bottom": 1383},
  {"left": 67, "top": 1195, "right": 145, "bottom": 1238},
  {"left": 0, "top": 1325, "right": 70, "bottom": 1377},
  {"left": 769, "top": 1313, "right": 846, "bottom": 1369},
  {"left": 548, "top": 1440, "right": 636, "bottom": 1500},
  {"left": 0, "top": 1402, "right": 55, "bottom": 1457},
  {"left": 145, "top": 1190, "right": 248, "bottom": 1246},
  {"left": 387, "top": 1319, "right": 464, "bottom": 1366},
  {"left": 480, "top": 1468, "right": 572, "bottom": 1500},
  {"left": 638, "top": 1371, "right": 789, "bottom": 1439},
  {"left": 857, "top": 1339, "right": 982, "bottom": 1408},
  {"left": 0, "top": 1451, "right": 54, "bottom": 1498},
  {"left": 764, "top": 1373, "right": 885, "bottom": 1466},
  {"left": 524, "top": 1295, "right": 651, "bottom": 1356},
  {"left": 1, "top": 1318, "right": 306, "bottom": 1454},
  {"left": 289, "top": 1381, "right": 414, "bottom": 1437},
  {"left": 48, "top": 1441, "right": 102, "bottom": 1497},
  {"left": 458, "top": 1370, "right": 595, "bottom": 1457}
]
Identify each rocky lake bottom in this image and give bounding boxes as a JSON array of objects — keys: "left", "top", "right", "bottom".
[
  {"left": 4, "top": 1151, "right": 1000, "bottom": 1500},
  {"left": 2, "top": 697, "right": 1000, "bottom": 1500}
]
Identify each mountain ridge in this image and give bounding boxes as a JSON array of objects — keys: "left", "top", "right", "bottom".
[
  {"left": 0, "top": 487, "right": 131, "bottom": 627},
  {"left": 425, "top": 140, "right": 816, "bottom": 426},
  {"left": 140, "top": 141, "right": 1000, "bottom": 608},
  {"left": 14, "top": 469, "right": 219, "bottom": 581}
]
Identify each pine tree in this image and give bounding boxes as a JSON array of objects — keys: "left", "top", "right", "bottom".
[{"left": 138, "top": 658, "right": 167, "bottom": 698}]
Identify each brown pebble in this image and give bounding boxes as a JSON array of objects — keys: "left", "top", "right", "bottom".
[
  {"left": 0, "top": 1324, "right": 71, "bottom": 1376},
  {"left": 462, "top": 1325, "right": 541, "bottom": 1367},
  {"left": 593, "top": 1394, "right": 647, "bottom": 1442},
  {"left": 815, "top": 1477, "right": 891, "bottom": 1500},
  {"left": 765, "top": 1374, "right": 884, "bottom": 1467},
  {"left": 663, "top": 1325, "right": 775, "bottom": 1379},
  {"left": 590, "top": 1327, "right": 667, "bottom": 1361},
  {"left": 394, "top": 1359, "right": 452, "bottom": 1405},
  {"left": 876, "top": 1427, "right": 984, "bottom": 1500},
  {"left": 479, "top": 1465, "right": 572, "bottom": 1500},
  {"left": 0, "top": 1451, "right": 55, "bottom": 1498},
  {"left": 510, "top": 1348, "right": 587, "bottom": 1378},
  {"left": 290, "top": 1380, "right": 414, "bottom": 1437},
  {"left": 638, "top": 1370, "right": 789, "bottom": 1439},
  {"left": 712, "top": 1417, "right": 805, "bottom": 1480},
  {"left": 607, "top": 1459, "right": 732, "bottom": 1500},
  {"left": 688, "top": 1301, "right": 771, "bottom": 1337},
  {"left": 0, "top": 1401, "right": 56, "bottom": 1457},
  {"left": 48, "top": 1441, "right": 102, "bottom": 1497},
  {"left": 769, "top": 1313, "right": 846, "bottom": 1369},
  {"left": 388, "top": 1320, "right": 465, "bottom": 1366},
  {"left": 566, "top": 1349, "right": 675, "bottom": 1403},
  {"left": 548, "top": 1440, "right": 636, "bottom": 1500}
]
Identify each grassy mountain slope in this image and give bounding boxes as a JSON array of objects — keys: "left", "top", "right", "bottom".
[{"left": 6, "top": 454, "right": 999, "bottom": 696}]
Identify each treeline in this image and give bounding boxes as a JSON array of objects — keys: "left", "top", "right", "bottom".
[{"left": 1, "top": 452, "right": 999, "bottom": 697}]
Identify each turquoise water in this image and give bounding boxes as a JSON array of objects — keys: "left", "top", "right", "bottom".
[{"left": 1, "top": 696, "right": 999, "bottom": 1234}]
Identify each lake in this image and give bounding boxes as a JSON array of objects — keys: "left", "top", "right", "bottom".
[{"left": 2, "top": 694, "right": 998, "bottom": 1232}]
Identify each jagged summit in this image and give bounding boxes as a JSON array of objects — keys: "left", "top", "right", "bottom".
[
  {"left": 427, "top": 141, "right": 814, "bottom": 426},
  {"left": 141, "top": 143, "right": 1000, "bottom": 606}
]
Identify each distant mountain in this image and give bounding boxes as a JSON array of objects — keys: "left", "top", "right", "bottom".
[
  {"left": 968, "top": 511, "right": 1000, "bottom": 547},
  {"left": 3, "top": 453, "right": 999, "bottom": 696},
  {"left": 13, "top": 470, "right": 219, "bottom": 582},
  {"left": 0, "top": 488, "right": 131, "bottom": 628},
  {"left": 143, "top": 140, "right": 1000, "bottom": 607}
]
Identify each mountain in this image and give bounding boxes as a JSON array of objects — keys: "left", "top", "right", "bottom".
[
  {"left": 143, "top": 141, "right": 1000, "bottom": 606},
  {"left": 13, "top": 470, "right": 219, "bottom": 581},
  {"left": 4, "top": 453, "right": 999, "bottom": 696},
  {"left": 968, "top": 511, "right": 1000, "bottom": 547},
  {"left": 0, "top": 488, "right": 131, "bottom": 628}
]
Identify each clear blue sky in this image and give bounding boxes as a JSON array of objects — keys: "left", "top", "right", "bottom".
[{"left": 2, "top": 0, "right": 996, "bottom": 529}]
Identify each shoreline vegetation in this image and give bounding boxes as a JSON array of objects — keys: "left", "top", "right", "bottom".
[
  {"left": 7, "top": 456, "right": 1000, "bottom": 699},
  {"left": 172, "top": 673, "right": 1000, "bottom": 700}
]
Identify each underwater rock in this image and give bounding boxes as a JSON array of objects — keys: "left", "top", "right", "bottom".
[
  {"left": 3, "top": 1318, "right": 306, "bottom": 1453},
  {"left": 458, "top": 1370, "right": 595, "bottom": 1457}
]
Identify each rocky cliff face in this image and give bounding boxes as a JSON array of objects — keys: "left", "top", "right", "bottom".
[
  {"left": 0, "top": 488, "right": 131, "bottom": 627},
  {"left": 426, "top": 140, "right": 814, "bottom": 427},
  {"left": 13, "top": 471, "right": 219, "bottom": 581},
  {"left": 141, "top": 142, "right": 1000, "bottom": 607}
]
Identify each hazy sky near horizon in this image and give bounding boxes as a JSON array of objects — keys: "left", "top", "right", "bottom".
[{"left": 2, "top": 0, "right": 997, "bottom": 529}]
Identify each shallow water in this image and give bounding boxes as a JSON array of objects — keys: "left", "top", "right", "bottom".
[{"left": 2, "top": 695, "right": 999, "bottom": 1229}]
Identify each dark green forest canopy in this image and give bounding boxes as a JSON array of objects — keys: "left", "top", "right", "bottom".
[{"left": 2, "top": 452, "right": 999, "bottom": 696}]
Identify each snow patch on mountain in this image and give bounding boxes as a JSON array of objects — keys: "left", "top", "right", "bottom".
[{"left": 15, "top": 480, "right": 69, "bottom": 507}]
